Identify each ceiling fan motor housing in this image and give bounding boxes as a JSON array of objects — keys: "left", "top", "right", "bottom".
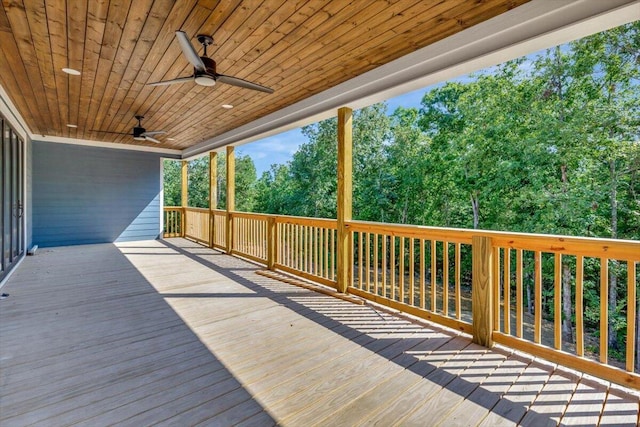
[{"left": 133, "top": 126, "right": 146, "bottom": 139}]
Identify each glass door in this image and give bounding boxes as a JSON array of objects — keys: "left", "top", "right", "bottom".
[{"left": 0, "top": 114, "right": 25, "bottom": 282}]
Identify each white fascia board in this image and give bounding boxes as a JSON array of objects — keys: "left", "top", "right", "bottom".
[
  {"left": 182, "top": 0, "right": 640, "bottom": 159},
  {"left": 35, "top": 135, "right": 182, "bottom": 156}
]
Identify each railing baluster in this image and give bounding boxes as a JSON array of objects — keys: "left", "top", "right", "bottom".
[
  {"left": 534, "top": 250, "right": 542, "bottom": 344},
  {"left": 627, "top": 261, "right": 636, "bottom": 372},
  {"left": 504, "top": 248, "right": 511, "bottom": 334},
  {"left": 390, "top": 236, "right": 396, "bottom": 301},
  {"left": 399, "top": 237, "right": 405, "bottom": 303},
  {"left": 431, "top": 240, "right": 437, "bottom": 312},
  {"left": 358, "top": 231, "right": 363, "bottom": 289},
  {"left": 382, "top": 235, "right": 387, "bottom": 298},
  {"left": 493, "top": 246, "right": 500, "bottom": 333},
  {"left": 516, "top": 249, "right": 523, "bottom": 338},
  {"left": 600, "top": 258, "right": 609, "bottom": 364},
  {"left": 420, "top": 239, "right": 426, "bottom": 309},
  {"left": 366, "top": 232, "right": 371, "bottom": 292},
  {"left": 409, "top": 238, "right": 415, "bottom": 306},
  {"left": 554, "top": 253, "right": 562, "bottom": 350},
  {"left": 455, "top": 242, "right": 461, "bottom": 320},
  {"left": 576, "top": 255, "right": 584, "bottom": 357},
  {"left": 443, "top": 241, "right": 449, "bottom": 316},
  {"left": 374, "top": 233, "right": 379, "bottom": 296}
]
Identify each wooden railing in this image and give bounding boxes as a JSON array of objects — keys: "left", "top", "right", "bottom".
[
  {"left": 184, "top": 207, "right": 210, "bottom": 245},
  {"left": 164, "top": 207, "right": 640, "bottom": 389},
  {"left": 346, "top": 221, "right": 473, "bottom": 334},
  {"left": 163, "top": 207, "right": 183, "bottom": 237},
  {"left": 232, "top": 212, "right": 269, "bottom": 264},
  {"left": 274, "top": 215, "right": 337, "bottom": 287},
  {"left": 211, "top": 209, "right": 226, "bottom": 250}
]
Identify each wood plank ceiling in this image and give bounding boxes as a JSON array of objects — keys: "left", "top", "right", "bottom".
[{"left": 0, "top": 0, "right": 529, "bottom": 151}]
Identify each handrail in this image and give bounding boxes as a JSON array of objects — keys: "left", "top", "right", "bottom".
[{"left": 166, "top": 207, "right": 640, "bottom": 389}]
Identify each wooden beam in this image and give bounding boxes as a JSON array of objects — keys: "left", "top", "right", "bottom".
[
  {"left": 209, "top": 151, "right": 217, "bottom": 248},
  {"left": 336, "top": 107, "right": 353, "bottom": 293},
  {"left": 181, "top": 160, "right": 188, "bottom": 207},
  {"left": 472, "top": 235, "right": 494, "bottom": 347},
  {"left": 226, "top": 146, "right": 235, "bottom": 253}
]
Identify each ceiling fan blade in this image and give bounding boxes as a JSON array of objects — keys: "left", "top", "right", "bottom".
[
  {"left": 147, "top": 76, "right": 194, "bottom": 86},
  {"left": 176, "top": 30, "right": 206, "bottom": 72},
  {"left": 216, "top": 74, "right": 274, "bottom": 94},
  {"left": 142, "top": 131, "right": 166, "bottom": 136},
  {"left": 90, "top": 130, "right": 132, "bottom": 135},
  {"left": 144, "top": 136, "right": 161, "bottom": 144}
]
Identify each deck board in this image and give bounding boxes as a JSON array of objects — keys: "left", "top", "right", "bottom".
[{"left": 1, "top": 238, "right": 638, "bottom": 426}]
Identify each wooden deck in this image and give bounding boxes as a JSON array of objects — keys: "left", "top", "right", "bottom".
[{"left": 1, "top": 238, "right": 638, "bottom": 426}]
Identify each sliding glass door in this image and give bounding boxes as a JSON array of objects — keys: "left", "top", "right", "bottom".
[{"left": 0, "top": 113, "right": 24, "bottom": 282}]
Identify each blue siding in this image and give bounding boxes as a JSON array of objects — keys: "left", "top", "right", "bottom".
[{"left": 32, "top": 141, "right": 166, "bottom": 247}]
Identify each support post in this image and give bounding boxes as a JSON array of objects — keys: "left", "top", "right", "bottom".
[
  {"left": 225, "top": 146, "right": 235, "bottom": 254},
  {"left": 267, "top": 217, "right": 276, "bottom": 270},
  {"left": 209, "top": 152, "right": 217, "bottom": 248},
  {"left": 336, "top": 107, "right": 353, "bottom": 293},
  {"left": 181, "top": 160, "right": 188, "bottom": 237},
  {"left": 472, "top": 235, "right": 494, "bottom": 347}
]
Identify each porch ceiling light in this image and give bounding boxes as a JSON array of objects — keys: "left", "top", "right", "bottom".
[
  {"left": 62, "top": 68, "right": 81, "bottom": 75},
  {"left": 221, "top": 104, "right": 233, "bottom": 109},
  {"left": 66, "top": 124, "right": 77, "bottom": 128}
]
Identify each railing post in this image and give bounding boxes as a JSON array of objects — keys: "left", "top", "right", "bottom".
[
  {"left": 225, "top": 146, "right": 235, "bottom": 254},
  {"left": 472, "top": 235, "right": 494, "bottom": 347},
  {"left": 337, "top": 106, "right": 353, "bottom": 293},
  {"left": 267, "top": 216, "right": 277, "bottom": 270},
  {"left": 209, "top": 151, "right": 217, "bottom": 248}
]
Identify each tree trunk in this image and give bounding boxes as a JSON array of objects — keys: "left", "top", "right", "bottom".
[
  {"left": 526, "top": 282, "right": 532, "bottom": 315},
  {"left": 562, "top": 262, "right": 573, "bottom": 343},
  {"left": 471, "top": 193, "right": 479, "bottom": 229}
]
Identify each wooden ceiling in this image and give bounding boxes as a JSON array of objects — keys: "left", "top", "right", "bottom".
[{"left": 0, "top": 0, "right": 529, "bottom": 151}]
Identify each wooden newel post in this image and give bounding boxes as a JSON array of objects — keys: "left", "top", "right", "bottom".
[
  {"left": 181, "top": 160, "right": 188, "bottom": 237},
  {"left": 472, "top": 235, "right": 494, "bottom": 347},
  {"left": 337, "top": 106, "right": 353, "bottom": 293},
  {"left": 226, "top": 146, "right": 235, "bottom": 254},
  {"left": 209, "top": 152, "right": 217, "bottom": 248},
  {"left": 267, "top": 216, "right": 277, "bottom": 270}
]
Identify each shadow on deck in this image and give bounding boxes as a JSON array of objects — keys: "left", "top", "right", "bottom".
[{"left": 1, "top": 238, "right": 638, "bottom": 426}]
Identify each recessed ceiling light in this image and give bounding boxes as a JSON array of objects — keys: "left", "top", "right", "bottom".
[
  {"left": 66, "top": 124, "right": 78, "bottom": 128},
  {"left": 167, "top": 138, "right": 175, "bottom": 141},
  {"left": 62, "top": 68, "right": 81, "bottom": 75},
  {"left": 221, "top": 104, "right": 233, "bottom": 109}
]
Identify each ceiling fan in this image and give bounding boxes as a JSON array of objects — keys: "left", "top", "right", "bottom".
[
  {"left": 92, "top": 115, "right": 166, "bottom": 143},
  {"left": 147, "top": 31, "right": 274, "bottom": 94}
]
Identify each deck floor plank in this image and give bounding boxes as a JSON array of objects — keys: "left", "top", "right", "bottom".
[{"left": 1, "top": 238, "right": 638, "bottom": 426}]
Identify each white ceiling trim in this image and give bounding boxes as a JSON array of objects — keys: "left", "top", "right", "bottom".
[
  {"left": 0, "top": 84, "right": 30, "bottom": 141},
  {"left": 35, "top": 135, "right": 182, "bottom": 156},
  {"left": 183, "top": 0, "right": 640, "bottom": 159}
]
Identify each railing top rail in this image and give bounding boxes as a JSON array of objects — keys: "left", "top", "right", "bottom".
[
  {"left": 183, "top": 207, "right": 210, "bottom": 213},
  {"left": 230, "top": 211, "right": 272, "bottom": 220},
  {"left": 212, "top": 209, "right": 227, "bottom": 215},
  {"left": 273, "top": 214, "right": 337, "bottom": 227},
  {"left": 164, "top": 206, "right": 183, "bottom": 210},
  {"left": 347, "top": 220, "right": 640, "bottom": 260}
]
